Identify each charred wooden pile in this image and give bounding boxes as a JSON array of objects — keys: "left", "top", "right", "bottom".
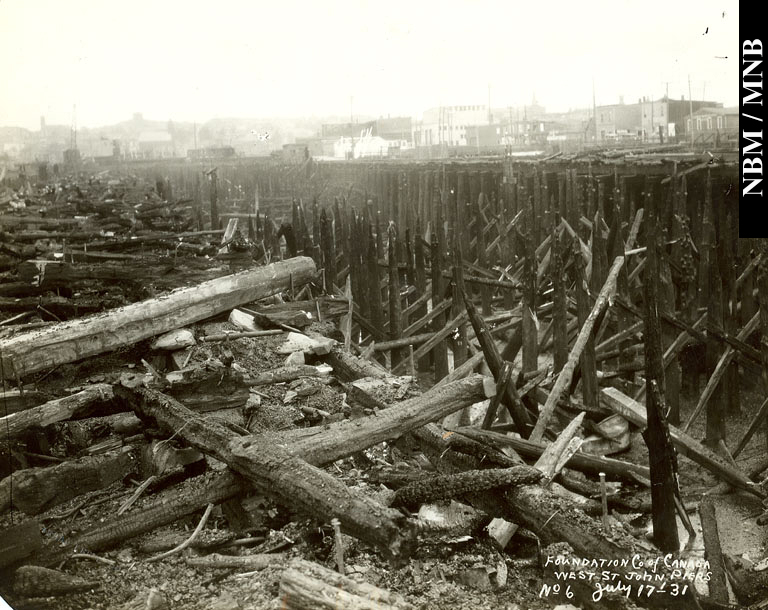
[{"left": 1, "top": 157, "right": 766, "bottom": 610}]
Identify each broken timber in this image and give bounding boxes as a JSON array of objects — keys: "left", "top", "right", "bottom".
[
  {"left": 529, "top": 255, "right": 625, "bottom": 442},
  {"left": 0, "top": 257, "right": 317, "bottom": 380}
]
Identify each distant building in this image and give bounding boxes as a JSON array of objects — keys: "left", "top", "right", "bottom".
[
  {"left": 374, "top": 117, "right": 412, "bottom": 144},
  {"left": 321, "top": 121, "right": 375, "bottom": 139},
  {"left": 640, "top": 97, "right": 721, "bottom": 143},
  {"left": 686, "top": 106, "right": 738, "bottom": 146},
  {"left": 137, "top": 130, "right": 175, "bottom": 158},
  {"left": 413, "top": 105, "right": 489, "bottom": 147},
  {"left": 594, "top": 102, "right": 642, "bottom": 142},
  {"left": 282, "top": 143, "right": 310, "bottom": 163}
]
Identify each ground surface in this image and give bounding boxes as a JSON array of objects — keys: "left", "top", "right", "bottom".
[{"left": 1, "top": 313, "right": 767, "bottom": 610}]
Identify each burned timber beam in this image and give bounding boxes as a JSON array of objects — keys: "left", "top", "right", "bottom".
[{"left": 0, "top": 257, "right": 317, "bottom": 381}]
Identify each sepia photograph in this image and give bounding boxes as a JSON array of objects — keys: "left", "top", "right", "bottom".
[{"left": 0, "top": 1, "right": 762, "bottom": 608}]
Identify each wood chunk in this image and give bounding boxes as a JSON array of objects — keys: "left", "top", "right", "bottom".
[
  {"left": 0, "top": 383, "right": 117, "bottom": 442},
  {"left": 117, "top": 589, "right": 169, "bottom": 610},
  {"left": 14, "top": 565, "right": 99, "bottom": 597},
  {"left": 0, "top": 447, "right": 138, "bottom": 515},
  {"left": 724, "top": 553, "right": 768, "bottom": 606},
  {"left": 0, "top": 519, "right": 43, "bottom": 569},
  {"left": 150, "top": 328, "right": 196, "bottom": 351},
  {"left": 279, "top": 558, "right": 415, "bottom": 610}
]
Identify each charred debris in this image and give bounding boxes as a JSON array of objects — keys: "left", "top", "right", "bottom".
[{"left": 0, "top": 156, "right": 766, "bottom": 610}]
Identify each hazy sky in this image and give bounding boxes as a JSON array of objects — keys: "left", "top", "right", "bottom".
[{"left": 0, "top": 0, "right": 739, "bottom": 129}]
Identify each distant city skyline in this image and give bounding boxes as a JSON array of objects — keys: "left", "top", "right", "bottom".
[{"left": 1, "top": 0, "right": 739, "bottom": 131}]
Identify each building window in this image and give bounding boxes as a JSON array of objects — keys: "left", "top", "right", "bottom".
[
  {"left": 717, "top": 116, "right": 723, "bottom": 129},
  {"left": 707, "top": 118, "right": 712, "bottom": 130},
  {"left": 696, "top": 119, "right": 702, "bottom": 130}
]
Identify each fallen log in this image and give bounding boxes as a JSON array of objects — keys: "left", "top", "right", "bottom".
[
  {"left": 117, "top": 384, "right": 418, "bottom": 560},
  {"left": 320, "top": 344, "right": 389, "bottom": 381},
  {"left": 245, "top": 364, "right": 333, "bottom": 387},
  {"left": 279, "top": 558, "right": 415, "bottom": 610},
  {"left": 0, "top": 384, "right": 116, "bottom": 442},
  {"left": 0, "top": 447, "right": 138, "bottom": 515},
  {"left": 185, "top": 553, "right": 287, "bottom": 570},
  {"left": 0, "top": 257, "right": 317, "bottom": 380},
  {"left": 281, "top": 374, "right": 494, "bottom": 466}
]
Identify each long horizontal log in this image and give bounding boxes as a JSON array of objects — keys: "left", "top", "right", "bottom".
[
  {"left": 601, "top": 387, "right": 765, "bottom": 498},
  {"left": 280, "top": 374, "right": 494, "bottom": 466},
  {"left": 0, "top": 257, "right": 317, "bottom": 380},
  {"left": 36, "top": 472, "right": 244, "bottom": 567}
]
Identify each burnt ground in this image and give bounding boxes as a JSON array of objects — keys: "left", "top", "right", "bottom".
[{"left": 0, "top": 309, "right": 766, "bottom": 610}]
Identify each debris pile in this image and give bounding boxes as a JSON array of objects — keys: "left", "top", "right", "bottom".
[{"left": 1, "top": 159, "right": 766, "bottom": 610}]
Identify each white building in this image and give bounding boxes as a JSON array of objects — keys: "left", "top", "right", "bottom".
[{"left": 413, "top": 105, "right": 490, "bottom": 147}]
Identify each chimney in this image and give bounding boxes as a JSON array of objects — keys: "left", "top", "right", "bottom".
[{"left": 619, "top": 95, "right": 624, "bottom": 105}]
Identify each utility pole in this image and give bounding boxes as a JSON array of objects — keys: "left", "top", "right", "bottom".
[
  {"left": 592, "top": 78, "right": 597, "bottom": 142},
  {"left": 487, "top": 83, "right": 492, "bottom": 124},
  {"left": 688, "top": 75, "right": 695, "bottom": 148}
]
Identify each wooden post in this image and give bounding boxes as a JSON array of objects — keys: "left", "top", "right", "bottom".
[
  {"left": 576, "top": 236, "right": 598, "bottom": 411},
  {"left": 704, "top": 172, "right": 726, "bottom": 449},
  {"left": 414, "top": 218, "right": 429, "bottom": 372},
  {"left": 643, "top": 186, "right": 680, "bottom": 554},
  {"left": 521, "top": 228, "right": 538, "bottom": 375},
  {"left": 431, "top": 237, "right": 449, "bottom": 380},
  {"left": 388, "top": 224, "right": 404, "bottom": 368},
  {"left": 367, "top": 224, "right": 385, "bottom": 340},
  {"left": 209, "top": 168, "right": 219, "bottom": 230},
  {"left": 450, "top": 245, "right": 468, "bottom": 370},
  {"left": 476, "top": 196, "right": 492, "bottom": 316},
  {"left": 552, "top": 218, "right": 568, "bottom": 374},
  {"left": 320, "top": 209, "right": 336, "bottom": 294}
]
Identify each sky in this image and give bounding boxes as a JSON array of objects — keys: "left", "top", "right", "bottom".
[{"left": 0, "top": 0, "right": 740, "bottom": 130}]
